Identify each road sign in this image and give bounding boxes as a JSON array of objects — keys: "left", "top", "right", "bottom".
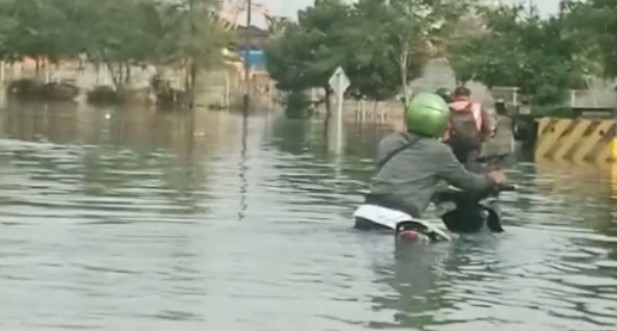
[{"left": 328, "top": 66, "right": 350, "bottom": 96}]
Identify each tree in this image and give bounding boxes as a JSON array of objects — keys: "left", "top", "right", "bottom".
[
  {"left": 264, "top": 0, "right": 353, "bottom": 112},
  {"left": 264, "top": 0, "right": 478, "bottom": 107},
  {"left": 0, "top": 0, "right": 230, "bottom": 106},
  {"left": 0, "top": 0, "right": 19, "bottom": 61},
  {"left": 381, "top": 0, "right": 477, "bottom": 104},
  {"left": 71, "top": 0, "right": 159, "bottom": 88},
  {"left": 439, "top": 3, "right": 490, "bottom": 84},
  {"left": 344, "top": 0, "right": 411, "bottom": 101},
  {"left": 562, "top": 0, "right": 617, "bottom": 78},
  {"left": 0, "top": 0, "right": 75, "bottom": 68},
  {"left": 446, "top": 3, "right": 588, "bottom": 105},
  {"left": 154, "top": 0, "right": 230, "bottom": 106}
]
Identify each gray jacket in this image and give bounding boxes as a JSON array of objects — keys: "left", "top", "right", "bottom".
[{"left": 367, "top": 131, "right": 494, "bottom": 218}]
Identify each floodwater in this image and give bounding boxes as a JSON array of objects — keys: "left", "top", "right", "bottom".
[{"left": 0, "top": 101, "right": 616, "bottom": 331}]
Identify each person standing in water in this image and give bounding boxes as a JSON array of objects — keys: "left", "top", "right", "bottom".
[
  {"left": 353, "top": 92, "right": 507, "bottom": 231},
  {"left": 442, "top": 86, "right": 495, "bottom": 172}
]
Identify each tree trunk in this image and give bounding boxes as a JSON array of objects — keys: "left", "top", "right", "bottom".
[
  {"left": 105, "top": 61, "right": 120, "bottom": 89},
  {"left": 94, "top": 61, "right": 100, "bottom": 85},
  {"left": 184, "top": 61, "right": 192, "bottom": 95},
  {"left": 183, "top": 62, "right": 189, "bottom": 92},
  {"left": 117, "top": 64, "right": 125, "bottom": 88},
  {"left": 125, "top": 63, "right": 131, "bottom": 85},
  {"left": 188, "top": 59, "right": 197, "bottom": 109},
  {"left": 99, "top": 50, "right": 122, "bottom": 89},
  {"left": 399, "top": 47, "right": 409, "bottom": 106},
  {"left": 188, "top": 0, "right": 197, "bottom": 109}
]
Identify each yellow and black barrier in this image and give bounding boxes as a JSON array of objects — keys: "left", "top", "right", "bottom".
[
  {"left": 534, "top": 117, "right": 617, "bottom": 166},
  {"left": 534, "top": 117, "right": 617, "bottom": 203}
]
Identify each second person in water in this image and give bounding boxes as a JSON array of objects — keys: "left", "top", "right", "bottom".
[{"left": 440, "top": 86, "right": 495, "bottom": 171}]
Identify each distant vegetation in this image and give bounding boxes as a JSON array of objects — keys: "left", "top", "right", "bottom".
[
  {"left": 0, "top": 0, "right": 230, "bottom": 101},
  {"left": 264, "top": 0, "right": 617, "bottom": 107},
  {"left": 1, "top": 0, "right": 616, "bottom": 109}
]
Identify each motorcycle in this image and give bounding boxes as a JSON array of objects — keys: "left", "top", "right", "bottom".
[
  {"left": 354, "top": 135, "right": 516, "bottom": 244},
  {"left": 394, "top": 183, "right": 516, "bottom": 244}
]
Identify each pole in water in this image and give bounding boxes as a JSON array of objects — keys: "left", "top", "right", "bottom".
[
  {"left": 328, "top": 67, "right": 350, "bottom": 154},
  {"left": 243, "top": 0, "right": 252, "bottom": 110},
  {"left": 336, "top": 77, "right": 343, "bottom": 153},
  {"left": 0, "top": 61, "right": 4, "bottom": 85}
]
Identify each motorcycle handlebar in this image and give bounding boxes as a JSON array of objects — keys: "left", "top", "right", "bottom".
[
  {"left": 444, "top": 183, "right": 516, "bottom": 193},
  {"left": 496, "top": 183, "right": 516, "bottom": 192}
]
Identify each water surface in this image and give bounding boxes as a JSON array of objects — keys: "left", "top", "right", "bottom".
[{"left": 0, "top": 102, "right": 615, "bottom": 331}]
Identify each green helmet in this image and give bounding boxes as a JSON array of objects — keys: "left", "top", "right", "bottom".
[{"left": 405, "top": 93, "right": 450, "bottom": 138}]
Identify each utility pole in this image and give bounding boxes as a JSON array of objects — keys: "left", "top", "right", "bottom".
[
  {"left": 243, "top": 0, "right": 252, "bottom": 110},
  {"left": 188, "top": 0, "right": 197, "bottom": 109}
]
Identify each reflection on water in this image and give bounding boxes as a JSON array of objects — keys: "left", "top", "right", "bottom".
[{"left": 0, "top": 101, "right": 615, "bottom": 331}]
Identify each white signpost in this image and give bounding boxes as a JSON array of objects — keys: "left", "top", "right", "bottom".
[{"left": 328, "top": 66, "right": 350, "bottom": 154}]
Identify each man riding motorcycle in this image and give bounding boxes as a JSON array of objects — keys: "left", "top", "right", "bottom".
[{"left": 353, "top": 92, "right": 507, "bottom": 236}]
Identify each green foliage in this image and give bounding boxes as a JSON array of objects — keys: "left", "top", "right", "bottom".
[
  {"left": 282, "top": 91, "right": 312, "bottom": 118},
  {"left": 345, "top": 0, "right": 420, "bottom": 101},
  {"left": 264, "top": 0, "right": 472, "bottom": 102},
  {"left": 0, "top": 0, "right": 229, "bottom": 94},
  {"left": 264, "top": 0, "right": 352, "bottom": 95},
  {"left": 562, "top": 0, "right": 617, "bottom": 78},
  {"left": 0, "top": 0, "right": 73, "bottom": 61},
  {"left": 155, "top": 0, "right": 229, "bottom": 68},
  {"left": 153, "top": 0, "right": 230, "bottom": 96},
  {"left": 447, "top": 3, "right": 592, "bottom": 105}
]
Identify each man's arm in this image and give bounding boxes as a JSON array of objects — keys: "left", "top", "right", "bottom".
[{"left": 435, "top": 145, "right": 495, "bottom": 192}]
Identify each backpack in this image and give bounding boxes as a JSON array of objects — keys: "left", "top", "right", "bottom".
[{"left": 447, "top": 102, "right": 482, "bottom": 153}]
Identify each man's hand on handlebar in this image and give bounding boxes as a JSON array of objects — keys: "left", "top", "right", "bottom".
[{"left": 488, "top": 171, "right": 507, "bottom": 185}]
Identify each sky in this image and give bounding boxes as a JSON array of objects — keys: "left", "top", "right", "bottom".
[{"left": 253, "top": 0, "right": 560, "bottom": 23}]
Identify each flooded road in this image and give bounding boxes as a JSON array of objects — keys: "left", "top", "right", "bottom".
[{"left": 0, "top": 102, "right": 615, "bottom": 331}]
